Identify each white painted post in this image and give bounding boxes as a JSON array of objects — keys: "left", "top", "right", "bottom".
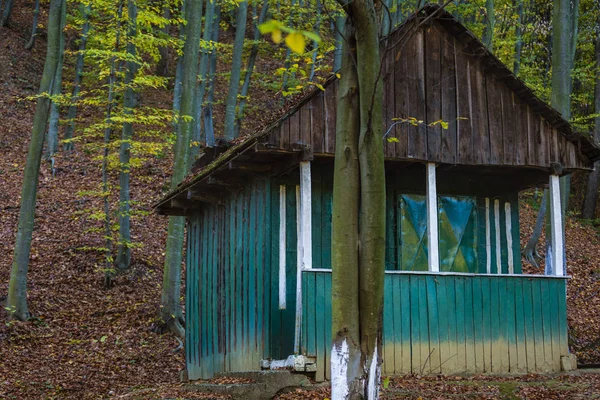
[
  {"left": 294, "top": 186, "right": 303, "bottom": 353},
  {"left": 300, "top": 161, "right": 312, "bottom": 269},
  {"left": 505, "top": 202, "right": 514, "bottom": 274},
  {"left": 426, "top": 163, "right": 440, "bottom": 272},
  {"left": 549, "top": 175, "right": 565, "bottom": 276},
  {"left": 494, "top": 199, "right": 501, "bottom": 273},
  {"left": 485, "top": 198, "right": 491, "bottom": 274},
  {"left": 279, "top": 185, "right": 287, "bottom": 309}
]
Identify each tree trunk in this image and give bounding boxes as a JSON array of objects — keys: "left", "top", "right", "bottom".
[
  {"left": 582, "top": 29, "right": 600, "bottom": 220},
  {"left": 0, "top": 0, "right": 13, "bottom": 27},
  {"left": 513, "top": 0, "right": 523, "bottom": 75},
  {"left": 331, "top": 22, "right": 362, "bottom": 399},
  {"left": 333, "top": 16, "right": 345, "bottom": 71},
  {"left": 102, "top": 0, "right": 125, "bottom": 289},
  {"left": 331, "top": 0, "right": 385, "bottom": 396},
  {"left": 160, "top": 0, "right": 203, "bottom": 338},
  {"left": 522, "top": 189, "right": 547, "bottom": 268},
  {"left": 156, "top": 5, "right": 171, "bottom": 77},
  {"left": 63, "top": 3, "right": 91, "bottom": 151},
  {"left": 235, "top": 0, "right": 269, "bottom": 136},
  {"left": 6, "top": 0, "right": 64, "bottom": 321},
  {"left": 45, "top": 0, "right": 66, "bottom": 161},
  {"left": 482, "top": 0, "right": 494, "bottom": 51},
  {"left": 25, "top": 0, "right": 41, "bottom": 50},
  {"left": 223, "top": 0, "right": 248, "bottom": 142},
  {"left": 203, "top": 5, "right": 221, "bottom": 147},
  {"left": 115, "top": 0, "right": 138, "bottom": 272},
  {"left": 308, "top": 0, "right": 322, "bottom": 82}
]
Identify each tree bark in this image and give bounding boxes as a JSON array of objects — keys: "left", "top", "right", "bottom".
[
  {"left": 331, "top": 0, "right": 385, "bottom": 396},
  {"left": 0, "top": 0, "right": 13, "bottom": 27},
  {"left": 6, "top": 0, "right": 64, "bottom": 321},
  {"left": 513, "top": 0, "right": 523, "bottom": 75},
  {"left": 63, "top": 3, "right": 91, "bottom": 151},
  {"left": 160, "top": 0, "right": 203, "bottom": 338},
  {"left": 581, "top": 18, "right": 600, "bottom": 219},
  {"left": 203, "top": 5, "right": 221, "bottom": 147},
  {"left": 522, "top": 189, "right": 547, "bottom": 268},
  {"left": 115, "top": 0, "right": 138, "bottom": 272},
  {"left": 223, "top": 0, "right": 248, "bottom": 142},
  {"left": 25, "top": 0, "right": 41, "bottom": 50},
  {"left": 482, "top": 0, "right": 495, "bottom": 51}
]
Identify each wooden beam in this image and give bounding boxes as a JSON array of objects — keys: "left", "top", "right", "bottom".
[
  {"left": 426, "top": 163, "right": 440, "bottom": 272},
  {"left": 549, "top": 174, "right": 565, "bottom": 276},
  {"left": 294, "top": 185, "right": 303, "bottom": 354},
  {"left": 485, "top": 197, "right": 491, "bottom": 274},
  {"left": 505, "top": 201, "right": 514, "bottom": 274},
  {"left": 186, "top": 188, "right": 223, "bottom": 204},
  {"left": 279, "top": 185, "right": 287, "bottom": 310},
  {"left": 495, "top": 199, "right": 501, "bottom": 273}
]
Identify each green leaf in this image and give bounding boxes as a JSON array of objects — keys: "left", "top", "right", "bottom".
[
  {"left": 301, "top": 30, "right": 321, "bottom": 43},
  {"left": 285, "top": 32, "right": 306, "bottom": 55},
  {"left": 383, "top": 376, "right": 391, "bottom": 389},
  {"left": 100, "top": 336, "right": 107, "bottom": 343}
]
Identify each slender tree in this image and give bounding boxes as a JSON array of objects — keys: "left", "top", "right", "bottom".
[
  {"left": 0, "top": 0, "right": 13, "bottom": 26},
  {"left": 331, "top": 0, "right": 385, "bottom": 397},
  {"left": 203, "top": 5, "right": 221, "bottom": 147},
  {"left": 45, "top": 0, "right": 67, "bottom": 161},
  {"left": 6, "top": 0, "right": 65, "bottom": 321},
  {"left": 513, "top": 0, "right": 523, "bottom": 75},
  {"left": 482, "top": 0, "right": 495, "bottom": 50},
  {"left": 25, "top": 0, "right": 41, "bottom": 50},
  {"left": 223, "top": 0, "right": 248, "bottom": 142},
  {"left": 115, "top": 0, "right": 139, "bottom": 271},
  {"left": 159, "top": 0, "right": 203, "bottom": 338},
  {"left": 63, "top": 3, "right": 92, "bottom": 151},
  {"left": 582, "top": 21, "right": 600, "bottom": 219}
]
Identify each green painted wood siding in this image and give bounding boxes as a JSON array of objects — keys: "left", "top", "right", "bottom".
[
  {"left": 186, "top": 178, "right": 272, "bottom": 380},
  {"left": 301, "top": 271, "right": 569, "bottom": 379}
]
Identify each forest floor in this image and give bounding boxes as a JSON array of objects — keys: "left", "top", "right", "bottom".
[{"left": 1, "top": 2, "right": 600, "bottom": 399}]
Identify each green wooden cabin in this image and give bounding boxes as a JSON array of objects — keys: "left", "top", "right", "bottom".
[{"left": 156, "top": 5, "right": 600, "bottom": 381}]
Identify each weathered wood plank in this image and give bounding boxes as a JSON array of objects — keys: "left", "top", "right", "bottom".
[
  {"left": 426, "top": 275, "right": 441, "bottom": 373},
  {"left": 441, "top": 36, "right": 458, "bottom": 164},
  {"left": 300, "top": 97, "right": 312, "bottom": 148},
  {"left": 455, "top": 41, "right": 474, "bottom": 164},
  {"left": 472, "top": 277, "right": 485, "bottom": 372},
  {"left": 393, "top": 36, "right": 410, "bottom": 159},
  {"left": 531, "top": 279, "right": 546, "bottom": 372},
  {"left": 502, "top": 90, "right": 516, "bottom": 165},
  {"left": 463, "top": 277, "right": 476, "bottom": 373},
  {"left": 315, "top": 273, "right": 325, "bottom": 382},
  {"left": 540, "top": 278, "right": 554, "bottom": 372},
  {"left": 289, "top": 110, "right": 301, "bottom": 146},
  {"left": 454, "top": 276, "right": 467, "bottom": 373},
  {"left": 426, "top": 24, "right": 442, "bottom": 161},
  {"left": 311, "top": 94, "right": 325, "bottom": 153},
  {"left": 407, "top": 30, "right": 428, "bottom": 160},
  {"left": 514, "top": 278, "right": 528, "bottom": 372},
  {"left": 506, "top": 277, "right": 518, "bottom": 372},
  {"left": 470, "top": 63, "right": 490, "bottom": 164},
  {"left": 280, "top": 117, "right": 290, "bottom": 150},
  {"left": 481, "top": 277, "right": 492, "bottom": 372},
  {"left": 486, "top": 75, "right": 504, "bottom": 165}
]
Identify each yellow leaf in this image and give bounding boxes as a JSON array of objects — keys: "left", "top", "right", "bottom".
[
  {"left": 272, "top": 29, "right": 282, "bottom": 44},
  {"left": 285, "top": 32, "right": 306, "bottom": 55},
  {"left": 335, "top": 73, "right": 341, "bottom": 79}
]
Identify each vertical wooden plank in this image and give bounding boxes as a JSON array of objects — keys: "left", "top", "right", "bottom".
[
  {"left": 235, "top": 195, "right": 244, "bottom": 367},
  {"left": 463, "top": 277, "right": 476, "bottom": 373},
  {"left": 425, "top": 24, "right": 442, "bottom": 162},
  {"left": 409, "top": 276, "right": 422, "bottom": 373},
  {"left": 280, "top": 117, "right": 290, "bottom": 150},
  {"left": 516, "top": 100, "right": 529, "bottom": 165},
  {"left": 514, "top": 278, "right": 527, "bottom": 372},
  {"left": 407, "top": 30, "right": 427, "bottom": 160},
  {"left": 383, "top": 42, "right": 396, "bottom": 159},
  {"left": 269, "top": 184, "right": 281, "bottom": 360},
  {"left": 490, "top": 278, "right": 503, "bottom": 372},
  {"left": 315, "top": 273, "right": 326, "bottom": 382},
  {"left": 399, "top": 275, "right": 412, "bottom": 374},
  {"left": 311, "top": 94, "right": 325, "bottom": 153},
  {"left": 289, "top": 110, "right": 301, "bottom": 146},
  {"left": 486, "top": 75, "right": 504, "bottom": 166},
  {"left": 321, "top": 181, "right": 332, "bottom": 269},
  {"left": 547, "top": 279, "right": 562, "bottom": 371},
  {"left": 323, "top": 81, "right": 337, "bottom": 154},
  {"left": 454, "top": 276, "right": 467, "bottom": 374},
  {"left": 540, "top": 279, "right": 554, "bottom": 372},
  {"left": 532, "top": 279, "right": 546, "bottom": 372},
  {"left": 455, "top": 41, "right": 474, "bottom": 164},
  {"left": 557, "top": 279, "right": 569, "bottom": 357},
  {"left": 300, "top": 99, "right": 312, "bottom": 147},
  {"left": 426, "top": 275, "right": 441, "bottom": 373},
  {"left": 470, "top": 64, "right": 490, "bottom": 164},
  {"left": 481, "top": 277, "right": 492, "bottom": 372},
  {"left": 506, "top": 278, "right": 518, "bottom": 372},
  {"left": 522, "top": 279, "right": 536, "bottom": 372},
  {"left": 383, "top": 275, "right": 396, "bottom": 374},
  {"left": 393, "top": 36, "right": 409, "bottom": 159},
  {"left": 249, "top": 189, "right": 258, "bottom": 369},
  {"left": 437, "top": 275, "right": 451, "bottom": 374},
  {"left": 502, "top": 90, "right": 515, "bottom": 165},
  {"left": 312, "top": 173, "right": 323, "bottom": 269},
  {"left": 446, "top": 277, "right": 458, "bottom": 373},
  {"left": 441, "top": 35, "right": 457, "bottom": 164}
]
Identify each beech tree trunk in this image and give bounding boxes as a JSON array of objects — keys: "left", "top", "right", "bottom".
[
  {"left": 331, "top": 0, "right": 385, "bottom": 396},
  {"left": 63, "top": 3, "right": 91, "bottom": 151},
  {"left": 6, "top": 0, "right": 64, "bottom": 321},
  {"left": 0, "top": 0, "right": 13, "bottom": 27},
  {"left": 115, "top": 0, "right": 138, "bottom": 272},
  {"left": 160, "top": 0, "right": 203, "bottom": 338},
  {"left": 513, "top": 0, "right": 523, "bottom": 75},
  {"left": 223, "top": 0, "right": 248, "bottom": 142},
  {"left": 25, "top": 0, "right": 41, "bottom": 50},
  {"left": 482, "top": 0, "right": 494, "bottom": 50},
  {"left": 581, "top": 20, "right": 600, "bottom": 219}
]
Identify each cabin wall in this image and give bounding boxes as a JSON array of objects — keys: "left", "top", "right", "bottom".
[
  {"left": 302, "top": 271, "right": 569, "bottom": 378},
  {"left": 262, "top": 21, "right": 588, "bottom": 170},
  {"left": 185, "top": 177, "right": 273, "bottom": 380}
]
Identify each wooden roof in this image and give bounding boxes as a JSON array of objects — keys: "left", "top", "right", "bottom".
[{"left": 156, "top": 4, "right": 599, "bottom": 212}]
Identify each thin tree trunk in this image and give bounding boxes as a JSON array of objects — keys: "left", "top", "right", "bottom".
[
  {"left": 160, "top": 0, "right": 203, "bottom": 338},
  {"left": 0, "top": 0, "right": 13, "bottom": 27},
  {"left": 25, "top": 0, "right": 41, "bottom": 50},
  {"left": 115, "top": 0, "right": 138, "bottom": 272},
  {"left": 308, "top": 0, "right": 322, "bottom": 82},
  {"left": 582, "top": 29, "right": 600, "bottom": 219},
  {"left": 203, "top": 5, "right": 220, "bottom": 147},
  {"left": 223, "top": 0, "right": 248, "bottom": 142},
  {"left": 333, "top": 16, "right": 344, "bottom": 72},
  {"left": 482, "top": 0, "right": 494, "bottom": 51},
  {"left": 522, "top": 189, "right": 547, "bottom": 268},
  {"left": 171, "top": 0, "right": 186, "bottom": 129},
  {"left": 6, "top": 0, "right": 64, "bottom": 321},
  {"left": 235, "top": 0, "right": 269, "bottom": 136},
  {"left": 45, "top": 0, "right": 66, "bottom": 161},
  {"left": 513, "top": 0, "right": 523, "bottom": 75},
  {"left": 63, "top": 3, "right": 91, "bottom": 151},
  {"left": 102, "top": 0, "right": 125, "bottom": 289},
  {"left": 156, "top": 5, "right": 171, "bottom": 77}
]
